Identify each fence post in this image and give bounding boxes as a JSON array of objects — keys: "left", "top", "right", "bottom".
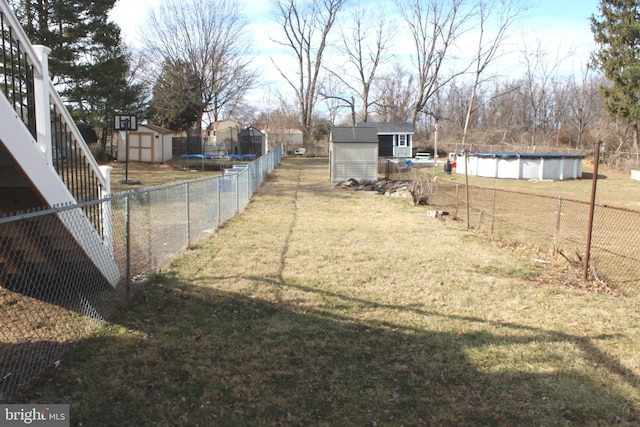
[
  {"left": 464, "top": 149, "right": 471, "bottom": 230},
  {"left": 584, "top": 141, "right": 601, "bottom": 281},
  {"left": 235, "top": 173, "right": 240, "bottom": 213},
  {"left": 185, "top": 182, "right": 191, "bottom": 248},
  {"left": 246, "top": 169, "right": 251, "bottom": 202},
  {"left": 125, "top": 194, "right": 131, "bottom": 301},
  {"left": 554, "top": 197, "right": 563, "bottom": 255},
  {"left": 217, "top": 177, "right": 222, "bottom": 226}
]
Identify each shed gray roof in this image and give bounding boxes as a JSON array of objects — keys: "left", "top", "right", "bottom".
[
  {"left": 330, "top": 126, "right": 379, "bottom": 143},
  {"left": 356, "top": 121, "right": 413, "bottom": 134}
]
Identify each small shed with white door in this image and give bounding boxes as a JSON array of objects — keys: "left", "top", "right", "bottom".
[
  {"left": 330, "top": 126, "right": 379, "bottom": 182},
  {"left": 116, "top": 123, "right": 173, "bottom": 163}
]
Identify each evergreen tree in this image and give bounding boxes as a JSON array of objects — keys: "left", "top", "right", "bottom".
[
  {"left": 147, "top": 60, "right": 200, "bottom": 132},
  {"left": 10, "top": 0, "right": 147, "bottom": 148},
  {"left": 591, "top": 0, "right": 640, "bottom": 149}
]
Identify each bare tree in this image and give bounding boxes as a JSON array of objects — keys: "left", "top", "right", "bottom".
[
  {"left": 372, "top": 65, "right": 415, "bottom": 122},
  {"left": 565, "top": 65, "right": 603, "bottom": 148},
  {"left": 395, "top": 0, "right": 473, "bottom": 126},
  {"left": 319, "top": 77, "right": 355, "bottom": 125},
  {"left": 271, "top": 0, "right": 347, "bottom": 142},
  {"left": 322, "top": 1, "right": 392, "bottom": 124},
  {"left": 141, "top": 0, "right": 257, "bottom": 130},
  {"left": 481, "top": 80, "right": 522, "bottom": 144},
  {"left": 460, "top": 0, "right": 526, "bottom": 148},
  {"left": 519, "top": 37, "right": 573, "bottom": 146}
]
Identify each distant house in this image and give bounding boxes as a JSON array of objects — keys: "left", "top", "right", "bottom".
[
  {"left": 237, "top": 126, "right": 265, "bottom": 157},
  {"left": 206, "top": 119, "right": 241, "bottom": 154},
  {"left": 357, "top": 121, "right": 413, "bottom": 158},
  {"left": 115, "top": 123, "right": 173, "bottom": 163},
  {"left": 264, "top": 128, "right": 304, "bottom": 153},
  {"left": 329, "top": 126, "right": 379, "bottom": 182}
]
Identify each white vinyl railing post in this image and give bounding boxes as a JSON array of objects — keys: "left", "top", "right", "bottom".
[
  {"left": 32, "top": 45, "right": 53, "bottom": 165},
  {"left": 98, "top": 165, "right": 114, "bottom": 255}
]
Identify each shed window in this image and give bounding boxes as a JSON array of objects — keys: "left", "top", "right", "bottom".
[{"left": 398, "top": 135, "right": 407, "bottom": 146}]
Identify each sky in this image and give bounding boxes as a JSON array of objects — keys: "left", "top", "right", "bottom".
[
  {"left": 520, "top": 0, "right": 599, "bottom": 70},
  {"left": 108, "top": 0, "right": 601, "bottom": 107}
]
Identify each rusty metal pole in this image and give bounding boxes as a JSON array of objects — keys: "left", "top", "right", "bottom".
[{"left": 583, "top": 141, "right": 601, "bottom": 281}]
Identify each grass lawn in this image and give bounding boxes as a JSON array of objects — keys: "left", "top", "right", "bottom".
[
  {"left": 104, "top": 159, "right": 221, "bottom": 194},
  {"left": 18, "top": 158, "right": 640, "bottom": 426}
]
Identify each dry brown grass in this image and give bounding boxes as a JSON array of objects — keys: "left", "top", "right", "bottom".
[
  {"left": 104, "top": 159, "right": 221, "bottom": 194},
  {"left": 438, "top": 159, "right": 640, "bottom": 210},
  {"left": 17, "top": 158, "right": 640, "bottom": 426},
  {"left": 420, "top": 160, "right": 640, "bottom": 297}
]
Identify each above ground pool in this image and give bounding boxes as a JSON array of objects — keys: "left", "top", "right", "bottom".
[{"left": 455, "top": 152, "right": 584, "bottom": 180}]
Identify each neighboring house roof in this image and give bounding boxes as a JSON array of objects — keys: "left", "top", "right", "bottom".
[
  {"left": 208, "top": 119, "right": 241, "bottom": 131},
  {"left": 357, "top": 121, "right": 413, "bottom": 134},
  {"left": 141, "top": 123, "right": 173, "bottom": 135},
  {"left": 331, "top": 126, "right": 379, "bottom": 143}
]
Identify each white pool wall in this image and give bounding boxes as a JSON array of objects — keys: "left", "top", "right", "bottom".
[{"left": 455, "top": 152, "right": 583, "bottom": 180}]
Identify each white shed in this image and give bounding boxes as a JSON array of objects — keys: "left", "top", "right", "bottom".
[
  {"left": 330, "top": 127, "right": 379, "bottom": 182},
  {"left": 116, "top": 123, "right": 173, "bottom": 163}
]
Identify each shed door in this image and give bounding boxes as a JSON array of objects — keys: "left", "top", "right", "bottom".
[
  {"left": 139, "top": 133, "right": 153, "bottom": 162},
  {"left": 378, "top": 135, "right": 393, "bottom": 157},
  {"left": 128, "top": 134, "right": 140, "bottom": 161},
  {"left": 129, "top": 132, "right": 154, "bottom": 162}
]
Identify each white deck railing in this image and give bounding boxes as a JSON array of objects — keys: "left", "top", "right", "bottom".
[{"left": 0, "top": 0, "right": 110, "bottom": 201}]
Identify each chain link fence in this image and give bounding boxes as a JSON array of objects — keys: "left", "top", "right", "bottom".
[
  {"left": 426, "top": 177, "right": 640, "bottom": 296},
  {"left": 0, "top": 145, "right": 283, "bottom": 402}
]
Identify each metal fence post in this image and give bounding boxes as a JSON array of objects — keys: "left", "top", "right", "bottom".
[
  {"left": 217, "top": 176, "right": 222, "bottom": 226},
  {"left": 235, "top": 173, "right": 240, "bottom": 213},
  {"left": 247, "top": 169, "right": 251, "bottom": 200},
  {"left": 125, "top": 193, "right": 131, "bottom": 301},
  {"left": 185, "top": 182, "right": 191, "bottom": 248},
  {"left": 584, "top": 141, "right": 601, "bottom": 281}
]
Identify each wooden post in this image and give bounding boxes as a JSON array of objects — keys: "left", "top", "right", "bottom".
[{"left": 583, "top": 141, "right": 601, "bottom": 281}]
